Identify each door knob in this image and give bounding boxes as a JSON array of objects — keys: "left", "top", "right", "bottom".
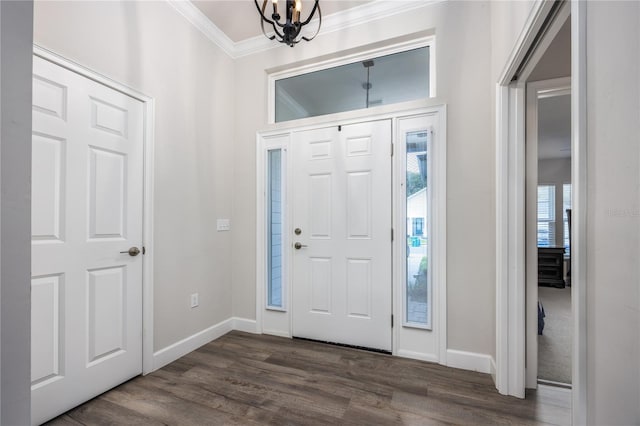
[
  {"left": 294, "top": 242, "right": 308, "bottom": 250},
  {"left": 120, "top": 247, "right": 141, "bottom": 257}
]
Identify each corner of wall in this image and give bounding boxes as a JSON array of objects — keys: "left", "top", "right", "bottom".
[
  {"left": 151, "top": 317, "right": 234, "bottom": 372},
  {"left": 233, "top": 317, "right": 259, "bottom": 334}
]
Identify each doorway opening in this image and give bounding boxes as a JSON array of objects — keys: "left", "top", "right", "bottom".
[
  {"left": 290, "top": 120, "right": 393, "bottom": 352},
  {"left": 495, "top": 0, "right": 587, "bottom": 422},
  {"left": 523, "top": 13, "right": 572, "bottom": 392},
  {"left": 526, "top": 77, "right": 572, "bottom": 390}
]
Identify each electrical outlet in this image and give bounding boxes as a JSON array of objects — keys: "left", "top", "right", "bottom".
[{"left": 190, "top": 293, "right": 199, "bottom": 308}]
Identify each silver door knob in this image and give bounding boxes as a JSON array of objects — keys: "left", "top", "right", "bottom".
[
  {"left": 294, "top": 242, "right": 308, "bottom": 250},
  {"left": 120, "top": 247, "right": 141, "bottom": 257}
]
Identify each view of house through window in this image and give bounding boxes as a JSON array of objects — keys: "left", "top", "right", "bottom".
[
  {"left": 406, "top": 130, "right": 429, "bottom": 325},
  {"left": 275, "top": 46, "right": 431, "bottom": 122}
]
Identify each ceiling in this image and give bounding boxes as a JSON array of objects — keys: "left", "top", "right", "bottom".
[
  {"left": 538, "top": 94, "right": 571, "bottom": 160},
  {"left": 529, "top": 18, "right": 571, "bottom": 82},
  {"left": 191, "top": 0, "right": 373, "bottom": 43},
  {"left": 533, "top": 17, "right": 571, "bottom": 160}
]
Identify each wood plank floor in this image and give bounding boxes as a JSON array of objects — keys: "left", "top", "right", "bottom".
[{"left": 46, "top": 331, "right": 570, "bottom": 425}]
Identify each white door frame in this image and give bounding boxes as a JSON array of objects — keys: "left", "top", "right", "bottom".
[
  {"left": 524, "top": 77, "right": 571, "bottom": 389},
  {"left": 256, "top": 103, "right": 447, "bottom": 364},
  {"left": 495, "top": 1, "right": 587, "bottom": 424},
  {"left": 33, "top": 45, "right": 156, "bottom": 375}
]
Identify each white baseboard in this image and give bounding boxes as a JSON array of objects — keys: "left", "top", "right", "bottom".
[
  {"left": 153, "top": 318, "right": 499, "bottom": 377},
  {"left": 490, "top": 356, "right": 497, "bottom": 383},
  {"left": 446, "top": 349, "right": 494, "bottom": 374},
  {"left": 151, "top": 317, "right": 233, "bottom": 371},
  {"left": 232, "top": 317, "right": 258, "bottom": 334},
  {"left": 396, "top": 349, "right": 439, "bottom": 364}
]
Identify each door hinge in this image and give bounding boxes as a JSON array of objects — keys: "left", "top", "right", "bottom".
[
  {"left": 338, "top": 125, "right": 342, "bottom": 132},
  {"left": 391, "top": 143, "right": 394, "bottom": 157},
  {"left": 391, "top": 314, "right": 394, "bottom": 328},
  {"left": 391, "top": 228, "right": 394, "bottom": 241}
]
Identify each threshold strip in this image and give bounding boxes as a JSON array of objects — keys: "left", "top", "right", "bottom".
[{"left": 292, "top": 336, "right": 392, "bottom": 355}]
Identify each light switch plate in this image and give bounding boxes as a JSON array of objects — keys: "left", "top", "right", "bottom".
[{"left": 217, "top": 219, "right": 230, "bottom": 231}]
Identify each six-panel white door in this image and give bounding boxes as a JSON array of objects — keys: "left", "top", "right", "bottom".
[
  {"left": 31, "top": 56, "right": 144, "bottom": 425},
  {"left": 291, "top": 120, "right": 392, "bottom": 351}
]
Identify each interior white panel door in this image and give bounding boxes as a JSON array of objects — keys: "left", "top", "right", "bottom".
[
  {"left": 291, "top": 120, "right": 392, "bottom": 351},
  {"left": 31, "top": 55, "right": 144, "bottom": 425}
]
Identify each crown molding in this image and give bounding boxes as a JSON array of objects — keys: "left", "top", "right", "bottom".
[
  {"left": 166, "top": 0, "right": 236, "bottom": 57},
  {"left": 167, "top": 0, "right": 445, "bottom": 59}
]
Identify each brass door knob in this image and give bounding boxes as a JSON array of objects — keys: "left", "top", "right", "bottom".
[{"left": 120, "top": 247, "right": 141, "bottom": 257}]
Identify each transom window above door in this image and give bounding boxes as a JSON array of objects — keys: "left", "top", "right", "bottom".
[{"left": 272, "top": 40, "right": 434, "bottom": 123}]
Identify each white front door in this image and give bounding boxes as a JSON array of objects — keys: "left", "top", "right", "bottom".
[
  {"left": 31, "top": 56, "right": 144, "bottom": 425},
  {"left": 291, "top": 120, "right": 392, "bottom": 351}
]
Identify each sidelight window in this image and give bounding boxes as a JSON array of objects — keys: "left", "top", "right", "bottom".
[
  {"left": 267, "top": 149, "right": 283, "bottom": 309},
  {"left": 405, "top": 129, "right": 430, "bottom": 327}
]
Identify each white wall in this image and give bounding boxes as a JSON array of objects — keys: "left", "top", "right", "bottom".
[
  {"left": 0, "top": 1, "right": 33, "bottom": 423},
  {"left": 233, "top": 1, "right": 496, "bottom": 357},
  {"left": 490, "top": 0, "right": 536, "bottom": 82},
  {"left": 585, "top": 2, "right": 640, "bottom": 424},
  {"left": 33, "top": 1, "right": 236, "bottom": 352}
]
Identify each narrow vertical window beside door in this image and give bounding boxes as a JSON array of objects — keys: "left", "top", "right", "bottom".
[
  {"left": 405, "top": 130, "right": 430, "bottom": 327},
  {"left": 267, "top": 149, "right": 284, "bottom": 309}
]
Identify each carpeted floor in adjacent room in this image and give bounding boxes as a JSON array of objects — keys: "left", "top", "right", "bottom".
[{"left": 538, "top": 286, "right": 572, "bottom": 384}]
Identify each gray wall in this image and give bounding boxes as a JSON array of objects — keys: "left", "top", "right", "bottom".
[
  {"left": 0, "top": 1, "right": 33, "bottom": 424},
  {"left": 585, "top": 2, "right": 640, "bottom": 424},
  {"left": 539, "top": 158, "right": 571, "bottom": 185},
  {"left": 34, "top": 0, "right": 236, "bottom": 352},
  {"left": 232, "top": 1, "right": 497, "bottom": 357}
]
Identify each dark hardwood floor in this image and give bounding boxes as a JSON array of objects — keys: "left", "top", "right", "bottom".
[{"left": 46, "top": 331, "right": 570, "bottom": 425}]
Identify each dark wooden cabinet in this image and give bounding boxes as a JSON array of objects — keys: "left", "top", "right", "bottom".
[{"left": 538, "top": 247, "right": 565, "bottom": 287}]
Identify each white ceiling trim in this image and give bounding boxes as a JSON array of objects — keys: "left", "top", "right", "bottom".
[
  {"left": 166, "top": 0, "right": 237, "bottom": 56},
  {"left": 167, "top": 0, "right": 444, "bottom": 59}
]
